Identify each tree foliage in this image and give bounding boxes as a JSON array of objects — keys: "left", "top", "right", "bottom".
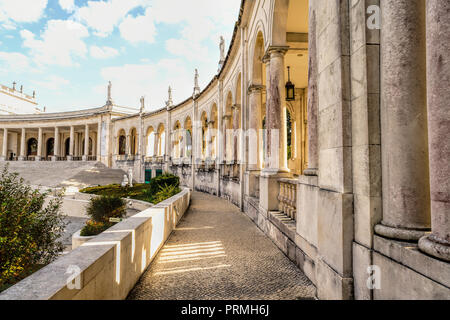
[{"left": 0, "top": 165, "right": 66, "bottom": 289}]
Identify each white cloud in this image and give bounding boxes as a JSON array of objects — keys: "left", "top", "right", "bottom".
[
  {"left": 119, "top": 8, "right": 156, "bottom": 44},
  {"left": 74, "top": 0, "right": 146, "bottom": 37},
  {"left": 96, "top": 59, "right": 193, "bottom": 110},
  {"left": 33, "top": 75, "right": 70, "bottom": 90},
  {"left": 166, "top": 38, "right": 209, "bottom": 62},
  {"left": 0, "top": 51, "right": 30, "bottom": 72},
  {"left": 58, "top": 0, "right": 76, "bottom": 13},
  {"left": 90, "top": 46, "right": 119, "bottom": 59},
  {"left": 0, "top": 0, "right": 47, "bottom": 23},
  {"left": 21, "top": 20, "right": 89, "bottom": 67}
]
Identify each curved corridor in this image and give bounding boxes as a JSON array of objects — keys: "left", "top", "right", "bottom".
[{"left": 127, "top": 192, "right": 316, "bottom": 300}]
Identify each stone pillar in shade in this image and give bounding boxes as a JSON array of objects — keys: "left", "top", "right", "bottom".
[
  {"left": 232, "top": 104, "right": 241, "bottom": 162},
  {"left": 264, "top": 46, "right": 289, "bottom": 173},
  {"left": 19, "top": 128, "right": 26, "bottom": 160},
  {"left": 36, "top": 127, "right": 42, "bottom": 161},
  {"left": 97, "top": 121, "right": 102, "bottom": 160},
  {"left": 83, "top": 124, "right": 89, "bottom": 161},
  {"left": 153, "top": 133, "right": 159, "bottom": 156},
  {"left": 419, "top": 0, "right": 450, "bottom": 261},
  {"left": 1, "top": 128, "right": 8, "bottom": 160},
  {"left": 68, "top": 126, "right": 74, "bottom": 161},
  {"left": 53, "top": 127, "right": 60, "bottom": 161},
  {"left": 304, "top": 7, "right": 318, "bottom": 176},
  {"left": 247, "top": 85, "right": 263, "bottom": 170},
  {"left": 375, "top": 0, "right": 431, "bottom": 241}
]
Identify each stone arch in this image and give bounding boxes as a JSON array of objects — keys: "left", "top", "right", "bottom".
[{"left": 145, "top": 126, "right": 155, "bottom": 157}]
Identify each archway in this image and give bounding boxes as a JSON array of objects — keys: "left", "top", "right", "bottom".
[
  {"left": 27, "top": 138, "right": 38, "bottom": 156},
  {"left": 46, "top": 138, "right": 54, "bottom": 157}
]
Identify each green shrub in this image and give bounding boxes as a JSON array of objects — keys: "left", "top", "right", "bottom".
[
  {"left": 0, "top": 165, "right": 66, "bottom": 290},
  {"left": 152, "top": 184, "right": 182, "bottom": 204},
  {"left": 86, "top": 195, "right": 126, "bottom": 224},
  {"left": 147, "top": 173, "right": 180, "bottom": 197},
  {"left": 80, "top": 220, "right": 113, "bottom": 237}
]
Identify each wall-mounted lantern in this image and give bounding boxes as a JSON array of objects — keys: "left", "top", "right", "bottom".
[{"left": 285, "top": 66, "right": 295, "bottom": 101}]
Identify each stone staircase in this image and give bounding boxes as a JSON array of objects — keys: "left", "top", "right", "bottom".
[{"left": 0, "top": 161, "right": 127, "bottom": 190}]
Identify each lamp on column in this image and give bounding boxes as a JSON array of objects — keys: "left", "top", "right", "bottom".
[{"left": 285, "top": 66, "right": 295, "bottom": 101}]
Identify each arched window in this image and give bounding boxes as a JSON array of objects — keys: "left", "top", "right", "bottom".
[
  {"left": 27, "top": 138, "right": 38, "bottom": 156},
  {"left": 118, "top": 135, "right": 126, "bottom": 155}
]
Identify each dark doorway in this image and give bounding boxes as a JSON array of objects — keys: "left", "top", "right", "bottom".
[
  {"left": 46, "top": 138, "right": 54, "bottom": 157},
  {"left": 27, "top": 138, "right": 38, "bottom": 156},
  {"left": 65, "top": 138, "right": 70, "bottom": 156}
]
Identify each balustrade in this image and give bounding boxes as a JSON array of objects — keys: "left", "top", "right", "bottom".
[{"left": 278, "top": 179, "right": 297, "bottom": 220}]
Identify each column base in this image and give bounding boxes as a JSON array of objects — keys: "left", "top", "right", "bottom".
[
  {"left": 18, "top": 156, "right": 25, "bottom": 161},
  {"left": 419, "top": 235, "right": 450, "bottom": 262},
  {"left": 375, "top": 223, "right": 431, "bottom": 242},
  {"left": 82, "top": 155, "right": 88, "bottom": 161},
  {"left": 67, "top": 156, "right": 73, "bottom": 161},
  {"left": 0, "top": 156, "right": 6, "bottom": 161},
  {"left": 35, "top": 156, "right": 41, "bottom": 161},
  {"left": 52, "top": 156, "right": 58, "bottom": 162}
]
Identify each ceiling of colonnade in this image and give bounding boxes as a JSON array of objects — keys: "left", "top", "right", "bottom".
[{"left": 285, "top": 0, "right": 309, "bottom": 89}]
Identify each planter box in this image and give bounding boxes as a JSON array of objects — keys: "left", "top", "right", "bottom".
[{"left": 72, "top": 230, "right": 97, "bottom": 250}]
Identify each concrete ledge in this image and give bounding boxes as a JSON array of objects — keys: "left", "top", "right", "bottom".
[
  {"left": 0, "top": 188, "right": 191, "bottom": 300},
  {"left": 374, "top": 235, "right": 450, "bottom": 289}
]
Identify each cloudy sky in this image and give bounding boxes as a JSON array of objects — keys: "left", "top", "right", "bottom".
[{"left": 0, "top": 0, "right": 241, "bottom": 112}]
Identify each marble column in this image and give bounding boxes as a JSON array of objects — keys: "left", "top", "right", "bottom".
[
  {"left": 53, "top": 127, "right": 60, "bottom": 161},
  {"left": 304, "top": 6, "right": 319, "bottom": 176},
  {"left": 153, "top": 133, "right": 159, "bottom": 156},
  {"left": 68, "top": 126, "right": 74, "bottom": 161},
  {"left": 36, "top": 128, "right": 42, "bottom": 161},
  {"left": 247, "top": 85, "right": 263, "bottom": 170},
  {"left": 2, "top": 128, "right": 8, "bottom": 160},
  {"left": 265, "top": 46, "right": 289, "bottom": 173},
  {"left": 375, "top": 0, "right": 430, "bottom": 241},
  {"left": 19, "top": 128, "right": 26, "bottom": 160},
  {"left": 419, "top": 0, "right": 450, "bottom": 261},
  {"left": 232, "top": 104, "right": 241, "bottom": 162},
  {"left": 83, "top": 124, "right": 89, "bottom": 161},
  {"left": 126, "top": 134, "right": 131, "bottom": 157},
  {"left": 97, "top": 121, "right": 102, "bottom": 160}
]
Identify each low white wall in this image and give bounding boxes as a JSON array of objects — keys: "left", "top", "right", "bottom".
[
  {"left": 0, "top": 188, "right": 191, "bottom": 300},
  {"left": 45, "top": 192, "right": 152, "bottom": 218}
]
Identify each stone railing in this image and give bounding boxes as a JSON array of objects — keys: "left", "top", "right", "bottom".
[
  {"left": 278, "top": 179, "right": 297, "bottom": 220},
  {"left": 0, "top": 189, "right": 191, "bottom": 300}
]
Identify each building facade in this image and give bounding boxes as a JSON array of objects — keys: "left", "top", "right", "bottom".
[
  {"left": 0, "top": 0, "right": 449, "bottom": 299},
  {"left": 0, "top": 82, "right": 40, "bottom": 115}
]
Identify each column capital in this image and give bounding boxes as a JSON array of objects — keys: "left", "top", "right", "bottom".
[
  {"left": 266, "top": 45, "right": 289, "bottom": 57},
  {"left": 247, "top": 84, "right": 265, "bottom": 94}
]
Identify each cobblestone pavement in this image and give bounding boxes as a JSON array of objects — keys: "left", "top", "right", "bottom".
[{"left": 127, "top": 192, "right": 316, "bottom": 300}]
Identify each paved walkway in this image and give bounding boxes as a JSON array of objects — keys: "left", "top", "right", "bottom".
[{"left": 127, "top": 192, "right": 316, "bottom": 300}]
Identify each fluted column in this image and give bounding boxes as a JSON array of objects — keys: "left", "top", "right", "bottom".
[
  {"left": 68, "top": 126, "right": 74, "bottom": 161},
  {"left": 19, "top": 128, "right": 26, "bottom": 160},
  {"left": 419, "top": 0, "right": 450, "bottom": 261},
  {"left": 36, "top": 127, "right": 42, "bottom": 161},
  {"left": 375, "top": 0, "right": 430, "bottom": 241},
  {"left": 247, "top": 85, "right": 263, "bottom": 170},
  {"left": 83, "top": 124, "right": 89, "bottom": 161},
  {"left": 264, "top": 46, "right": 289, "bottom": 173},
  {"left": 2, "top": 128, "right": 8, "bottom": 160}
]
